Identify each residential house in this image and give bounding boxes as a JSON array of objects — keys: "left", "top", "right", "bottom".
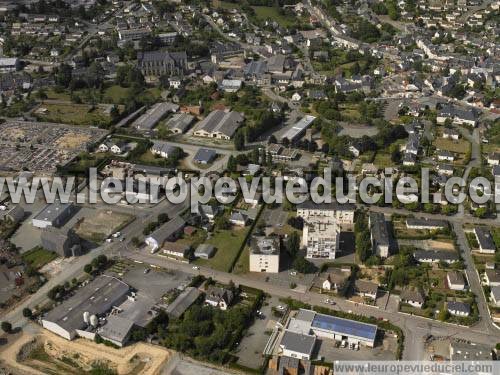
[
  {"left": 193, "top": 148, "right": 217, "bottom": 164},
  {"left": 437, "top": 150, "right": 455, "bottom": 162},
  {"left": 204, "top": 286, "right": 234, "bottom": 310},
  {"left": 162, "top": 242, "right": 190, "bottom": 259},
  {"left": 474, "top": 227, "right": 496, "bottom": 254},
  {"left": 230, "top": 211, "right": 249, "bottom": 226},
  {"left": 353, "top": 280, "right": 379, "bottom": 300},
  {"left": 443, "top": 128, "right": 460, "bottom": 140},
  {"left": 490, "top": 286, "right": 500, "bottom": 306},
  {"left": 413, "top": 249, "right": 459, "bottom": 264},
  {"left": 447, "top": 271, "right": 466, "bottom": 291},
  {"left": 437, "top": 164, "right": 454, "bottom": 176},
  {"left": 400, "top": 289, "right": 425, "bottom": 308},
  {"left": 487, "top": 152, "right": 500, "bottom": 166},
  {"left": 437, "top": 105, "right": 477, "bottom": 127},
  {"left": 406, "top": 218, "right": 447, "bottom": 230},
  {"left": 485, "top": 269, "right": 500, "bottom": 287},
  {"left": 322, "top": 267, "right": 351, "bottom": 294},
  {"left": 151, "top": 142, "right": 178, "bottom": 159},
  {"left": 446, "top": 301, "right": 470, "bottom": 317}
]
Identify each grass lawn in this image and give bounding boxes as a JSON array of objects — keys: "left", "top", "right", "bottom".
[
  {"left": 492, "top": 227, "right": 500, "bottom": 249},
  {"left": 339, "top": 103, "right": 361, "bottom": 122},
  {"left": 22, "top": 247, "right": 58, "bottom": 270},
  {"left": 434, "top": 138, "right": 470, "bottom": 154},
  {"left": 233, "top": 246, "right": 250, "bottom": 275},
  {"left": 194, "top": 227, "right": 249, "bottom": 272},
  {"left": 103, "top": 85, "right": 132, "bottom": 103},
  {"left": 217, "top": 1, "right": 242, "bottom": 10},
  {"left": 373, "top": 150, "right": 392, "bottom": 168},
  {"left": 36, "top": 102, "right": 112, "bottom": 126},
  {"left": 44, "top": 88, "right": 71, "bottom": 101},
  {"left": 251, "top": 6, "right": 297, "bottom": 27}
]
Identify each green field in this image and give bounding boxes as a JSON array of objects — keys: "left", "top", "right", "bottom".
[
  {"left": 103, "top": 85, "right": 132, "bottom": 103},
  {"left": 232, "top": 245, "right": 250, "bottom": 274},
  {"left": 194, "top": 227, "right": 249, "bottom": 272},
  {"left": 22, "top": 247, "right": 58, "bottom": 269},
  {"left": 252, "top": 6, "right": 297, "bottom": 27},
  {"left": 36, "top": 102, "right": 112, "bottom": 126}
]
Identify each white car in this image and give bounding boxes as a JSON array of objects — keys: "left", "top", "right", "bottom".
[
  {"left": 192, "top": 266, "right": 200, "bottom": 270},
  {"left": 290, "top": 271, "right": 297, "bottom": 276},
  {"left": 112, "top": 232, "right": 121, "bottom": 238},
  {"left": 341, "top": 340, "right": 347, "bottom": 348},
  {"left": 277, "top": 305, "right": 285, "bottom": 311},
  {"left": 106, "top": 238, "right": 113, "bottom": 243}
]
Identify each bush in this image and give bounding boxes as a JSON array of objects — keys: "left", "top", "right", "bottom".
[
  {"left": 22, "top": 308, "right": 33, "bottom": 319},
  {"left": 1, "top": 321, "right": 12, "bottom": 333}
]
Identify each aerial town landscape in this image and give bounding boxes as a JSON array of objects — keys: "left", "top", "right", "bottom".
[{"left": 0, "top": 0, "right": 499, "bottom": 374}]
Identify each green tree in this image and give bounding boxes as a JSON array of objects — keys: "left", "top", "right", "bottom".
[
  {"left": 84, "top": 263, "right": 93, "bottom": 274},
  {"left": 287, "top": 232, "right": 300, "bottom": 258},
  {"left": 438, "top": 308, "right": 450, "bottom": 322},
  {"left": 293, "top": 257, "right": 316, "bottom": 274},
  {"left": 227, "top": 155, "right": 237, "bottom": 172},
  {"left": 22, "top": 308, "right": 33, "bottom": 319},
  {"left": 1, "top": 321, "right": 12, "bottom": 333},
  {"left": 234, "top": 131, "right": 245, "bottom": 151}
]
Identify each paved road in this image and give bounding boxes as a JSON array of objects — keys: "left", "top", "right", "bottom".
[
  {"left": 452, "top": 222, "right": 494, "bottom": 332},
  {"left": 121, "top": 248, "right": 500, "bottom": 360}
]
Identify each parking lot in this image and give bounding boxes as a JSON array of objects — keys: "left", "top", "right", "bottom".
[
  {"left": 235, "top": 295, "right": 282, "bottom": 370},
  {"left": 10, "top": 194, "right": 48, "bottom": 252},
  {"left": 316, "top": 332, "right": 398, "bottom": 361},
  {"left": 118, "top": 263, "right": 193, "bottom": 300}
]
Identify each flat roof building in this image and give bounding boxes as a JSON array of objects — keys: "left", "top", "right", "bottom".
[
  {"left": 279, "top": 330, "right": 316, "bottom": 361},
  {"left": 41, "top": 275, "right": 129, "bottom": 340},
  {"left": 249, "top": 236, "right": 280, "bottom": 273},
  {"left": 32, "top": 201, "right": 75, "bottom": 229},
  {"left": 287, "top": 309, "right": 377, "bottom": 347},
  {"left": 98, "top": 315, "right": 135, "bottom": 348}
]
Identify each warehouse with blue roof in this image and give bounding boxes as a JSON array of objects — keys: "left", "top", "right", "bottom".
[{"left": 287, "top": 309, "right": 378, "bottom": 347}]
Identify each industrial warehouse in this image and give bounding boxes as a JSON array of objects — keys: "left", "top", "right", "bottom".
[
  {"left": 40, "top": 274, "right": 165, "bottom": 347},
  {"left": 41, "top": 275, "right": 130, "bottom": 341},
  {"left": 286, "top": 309, "right": 378, "bottom": 348}
]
